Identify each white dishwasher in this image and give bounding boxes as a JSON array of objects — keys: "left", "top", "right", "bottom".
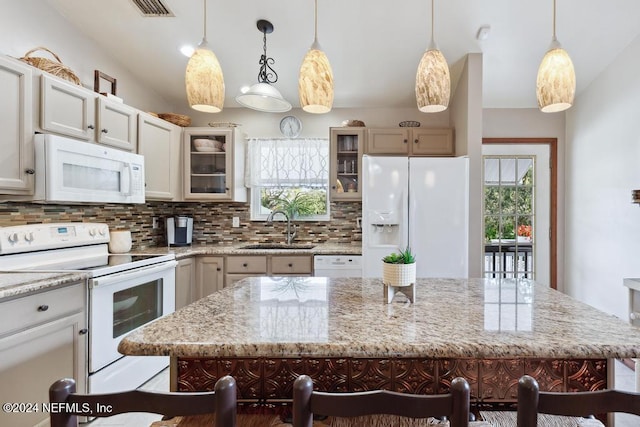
[{"left": 313, "top": 255, "right": 363, "bottom": 277}]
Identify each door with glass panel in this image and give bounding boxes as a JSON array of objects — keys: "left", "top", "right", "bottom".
[{"left": 482, "top": 144, "right": 551, "bottom": 287}]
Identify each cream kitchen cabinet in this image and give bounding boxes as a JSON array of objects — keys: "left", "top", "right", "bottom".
[
  {"left": 183, "top": 127, "right": 246, "bottom": 202},
  {"left": 138, "top": 112, "right": 182, "bottom": 200},
  {"left": 175, "top": 257, "right": 196, "bottom": 309},
  {"left": 330, "top": 127, "right": 364, "bottom": 201},
  {"left": 0, "top": 56, "right": 34, "bottom": 195},
  {"left": 0, "top": 282, "right": 86, "bottom": 427},
  {"left": 366, "top": 127, "right": 454, "bottom": 156},
  {"left": 225, "top": 254, "right": 312, "bottom": 287},
  {"left": 40, "top": 74, "right": 138, "bottom": 151},
  {"left": 196, "top": 256, "right": 224, "bottom": 299}
]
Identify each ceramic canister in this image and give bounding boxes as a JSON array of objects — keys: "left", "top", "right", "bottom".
[{"left": 108, "top": 230, "right": 132, "bottom": 253}]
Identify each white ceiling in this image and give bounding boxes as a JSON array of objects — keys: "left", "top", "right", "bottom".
[{"left": 45, "top": 0, "right": 640, "bottom": 111}]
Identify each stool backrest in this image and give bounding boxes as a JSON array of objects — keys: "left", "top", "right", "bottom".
[
  {"left": 517, "top": 374, "right": 640, "bottom": 426},
  {"left": 292, "top": 375, "right": 470, "bottom": 427},
  {"left": 49, "top": 375, "right": 237, "bottom": 427}
]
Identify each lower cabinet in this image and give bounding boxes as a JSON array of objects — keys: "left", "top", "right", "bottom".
[
  {"left": 196, "top": 256, "right": 224, "bottom": 300},
  {"left": 0, "top": 283, "right": 86, "bottom": 427},
  {"left": 225, "top": 255, "right": 313, "bottom": 287},
  {"left": 175, "top": 257, "right": 196, "bottom": 310}
]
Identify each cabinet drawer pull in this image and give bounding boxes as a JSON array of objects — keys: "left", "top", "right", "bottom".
[
  {"left": 79, "top": 329, "right": 88, "bottom": 335},
  {"left": 37, "top": 305, "right": 49, "bottom": 312},
  {"left": 101, "top": 128, "right": 108, "bottom": 134},
  {"left": 288, "top": 263, "right": 293, "bottom": 267},
  {"left": 242, "top": 263, "right": 248, "bottom": 267},
  {"left": 88, "top": 124, "right": 95, "bottom": 130},
  {"left": 25, "top": 169, "right": 35, "bottom": 175}
]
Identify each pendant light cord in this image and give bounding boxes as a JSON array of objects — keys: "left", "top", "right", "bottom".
[
  {"left": 314, "top": 0, "right": 318, "bottom": 42},
  {"left": 203, "top": 0, "right": 207, "bottom": 41},
  {"left": 552, "top": 0, "right": 557, "bottom": 40},
  {"left": 431, "top": 0, "right": 435, "bottom": 44}
]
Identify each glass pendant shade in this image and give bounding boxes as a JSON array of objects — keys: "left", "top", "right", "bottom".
[
  {"left": 415, "top": 47, "right": 450, "bottom": 113},
  {"left": 299, "top": 46, "right": 334, "bottom": 114},
  {"left": 185, "top": 42, "right": 225, "bottom": 113},
  {"left": 536, "top": 44, "right": 576, "bottom": 113},
  {"left": 235, "top": 82, "right": 292, "bottom": 113}
]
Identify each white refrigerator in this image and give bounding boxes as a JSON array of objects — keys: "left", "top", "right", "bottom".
[{"left": 362, "top": 155, "right": 469, "bottom": 278}]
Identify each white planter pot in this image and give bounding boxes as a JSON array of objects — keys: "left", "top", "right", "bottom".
[{"left": 382, "top": 262, "right": 416, "bottom": 287}]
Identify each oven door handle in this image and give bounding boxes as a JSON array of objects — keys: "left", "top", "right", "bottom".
[{"left": 89, "top": 260, "right": 178, "bottom": 288}]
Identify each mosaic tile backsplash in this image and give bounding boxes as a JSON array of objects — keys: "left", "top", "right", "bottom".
[{"left": 0, "top": 201, "right": 362, "bottom": 249}]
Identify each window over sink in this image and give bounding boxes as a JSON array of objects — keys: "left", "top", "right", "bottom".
[{"left": 247, "top": 138, "right": 330, "bottom": 221}]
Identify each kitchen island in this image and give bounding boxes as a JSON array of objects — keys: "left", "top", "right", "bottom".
[{"left": 119, "top": 276, "right": 640, "bottom": 407}]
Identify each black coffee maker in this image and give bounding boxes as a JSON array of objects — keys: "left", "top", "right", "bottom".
[{"left": 166, "top": 216, "right": 193, "bottom": 246}]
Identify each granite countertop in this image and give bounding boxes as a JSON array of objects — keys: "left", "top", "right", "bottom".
[
  {"left": 118, "top": 276, "right": 640, "bottom": 360},
  {"left": 0, "top": 242, "right": 359, "bottom": 301},
  {"left": 134, "top": 242, "right": 362, "bottom": 260},
  {"left": 0, "top": 271, "right": 89, "bottom": 300}
]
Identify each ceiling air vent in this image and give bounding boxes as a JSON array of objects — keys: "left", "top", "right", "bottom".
[{"left": 131, "top": 0, "right": 174, "bottom": 17}]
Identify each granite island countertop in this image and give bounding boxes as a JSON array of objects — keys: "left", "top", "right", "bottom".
[{"left": 118, "top": 276, "right": 640, "bottom": 360}]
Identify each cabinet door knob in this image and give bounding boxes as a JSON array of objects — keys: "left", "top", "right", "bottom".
[
  {"left": 79, "top": 329, "right": 88, "bottom": 335},
  {"left": 87, "top": 124, "right": 95, "bottom": 130},
  {"left": 288, "top": 263, "right": 293, "bottom": 267},
  {"left": 242, "top": 263, "right": 248, "bottom": 267},
  {"left": 216, "top": 268, "right": 221, "bottom": 271},
  {"left": 25, "top": 169, "right": 35, "bottom": 175},
  {"left": 403, "top": 139, "right": 408, "bottom": 144},
  {"left": 331, "top": 185, "right": 336, "bottom": 189},
  {"left": 101, "top": 128, "right": 108, "bottom": 134},
  {"left": 414, "top": 139, "right": 418, "bottom": 144},
  {"left": 37, "top": 305, "right": 49, "bottom": 312}
]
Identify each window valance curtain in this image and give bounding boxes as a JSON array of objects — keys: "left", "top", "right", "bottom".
[{"left": 247, "top": 138, "right": 329, "bottom": 188}]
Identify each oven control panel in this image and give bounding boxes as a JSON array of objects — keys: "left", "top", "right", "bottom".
[{"left": 0, "top": 222, "right": 109, "bottom": 255}]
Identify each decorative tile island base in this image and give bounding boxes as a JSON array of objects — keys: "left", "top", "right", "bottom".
[{"left": 120, "top": 277, "right": 640, "bottom": 420}]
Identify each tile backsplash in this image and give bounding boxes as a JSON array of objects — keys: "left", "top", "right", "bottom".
[{"left": 0, "top": 201, "right": 362, "bottom": 248}]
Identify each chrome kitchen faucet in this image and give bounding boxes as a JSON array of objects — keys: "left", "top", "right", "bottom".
[{"left": 266, "top": 210, "right": 297, "bottom": 245}]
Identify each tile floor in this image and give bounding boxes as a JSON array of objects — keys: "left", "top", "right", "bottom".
[{"left": 89, "top": 361, "right": 639, "bottom": 426}]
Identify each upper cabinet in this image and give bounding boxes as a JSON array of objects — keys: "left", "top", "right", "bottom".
[
  {"left": 183, "top": 127, "right": 247, "bottom": 202},
  {"left": 138, "top": 112, "right": 181, "bottom": 201},
  {"left": 330, "top": 127, "right": 364, "bottom": 201},
  {"left": 366, "top": 127, "right": 454, "bottom": 156},
  {"left": 0, "top": 56, "right": 34, "bottom": 194},
  {"left": 40, "top": 75, "right": 137, "bottom": 151}
]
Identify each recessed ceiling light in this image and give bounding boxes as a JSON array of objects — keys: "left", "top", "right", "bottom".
[{"left": 180, "top": 45, "right": 195, "bottom": 57}]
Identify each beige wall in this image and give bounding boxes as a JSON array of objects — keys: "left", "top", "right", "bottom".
[
  {"left": 564, "top": 33, "right": 640, "bottom": 319},
  {"left": 0, "top": 0, "right": 172, "bottom": 113}
]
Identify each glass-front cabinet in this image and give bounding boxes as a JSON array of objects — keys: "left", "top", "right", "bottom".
[
  {"left": 330, "top": 127, "right": 365, "bottom": 201},
  {"left": 183, "top": 127, "right": 246, "bottom": 201}
]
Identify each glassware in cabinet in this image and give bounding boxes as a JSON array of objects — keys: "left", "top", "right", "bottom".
[
  {"left": 183, "top": 128, "right": 235, "bottom": 200},
  {"left": 330, "top": 127, "right": 364, "bottom": 200}
]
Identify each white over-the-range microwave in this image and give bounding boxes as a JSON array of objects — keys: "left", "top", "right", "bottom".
[{"left": 33, "top": 134, "right": 145, "bottom": 204}]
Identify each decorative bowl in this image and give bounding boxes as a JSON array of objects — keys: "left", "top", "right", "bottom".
[
  {"left": 193, "top": 139, "right": 223, "bottom": 152},
  {"left": 341, "top": 119, "right": 365, "bottom": 127},
  {"left": 399, "top": 121, "right": 421, "bottom": 127}
]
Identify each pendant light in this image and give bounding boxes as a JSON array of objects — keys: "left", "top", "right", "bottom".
[
  {"left": 185, "top": 0, "right": 225, "bottom": 113},
  {"left": 298, "top": 0, "right": 334, "bottom": 114},
  {"left": 415, "top": 0, "right": 450, "bottom": 113},
  {"left": 536, "top": 0, "right": 575, "bottom": 113},
  {"left": 235, "top": 20, "right": 291, "bottom": 113}
]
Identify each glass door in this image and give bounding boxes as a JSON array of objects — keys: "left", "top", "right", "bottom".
[
  {"left": 330, "top": 127, "right": 364, "bottom": 200},
  {"left": 183, "top": 129, "right": 232, "bottom": 200}
]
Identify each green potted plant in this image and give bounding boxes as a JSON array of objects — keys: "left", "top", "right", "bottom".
[{"left": 382, "top": 246, "right": 416, "bottom": 288}]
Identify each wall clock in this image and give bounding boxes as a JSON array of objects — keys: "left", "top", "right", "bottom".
[{"left": 279, "top": 115, "right": 302, "bottom": 138}]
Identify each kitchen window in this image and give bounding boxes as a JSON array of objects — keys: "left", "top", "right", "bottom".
[{"left": 247, "top": 138, "right": 330, "bottom": 221}]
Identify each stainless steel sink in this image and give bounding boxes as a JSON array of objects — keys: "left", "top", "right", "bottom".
[{"left": 240, "top": 243, "right": 316, "bottom": 250}]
